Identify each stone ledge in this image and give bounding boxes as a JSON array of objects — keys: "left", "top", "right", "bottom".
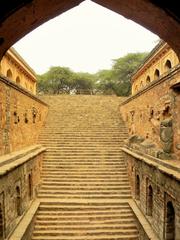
[
  {"left": 0, "top": 145, "right": 46, "bottom": 176},
  {"left": 8, "top": 199, "right": 40, "bottom": 240},
  {"left": 121, "top": 147, "right": 180, "bottom": 181},
  {"left": 129, "top": 199, "right": 160, "bottom": 240}
]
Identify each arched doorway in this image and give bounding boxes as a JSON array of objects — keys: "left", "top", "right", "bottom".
[
  {"left": 135, "top": 175, "right": 140, "bottom": 200},
  {"left": 16, "top": 186, "right": 21, "bottom": 216},
  {"left": 147, "top": 185, "right": 153, "bottom": 216},
  {"left": 0, "top": 203, "right": 3, "bottom": 239},
  {"left": 165, "top": 201, "right": 175, "bottom": 240}
]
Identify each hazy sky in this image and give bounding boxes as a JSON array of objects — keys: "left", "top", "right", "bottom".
[{"left": 13, "top": 0, "right": 159, "bottom": 74}]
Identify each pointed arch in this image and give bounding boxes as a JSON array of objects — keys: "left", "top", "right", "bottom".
[
  {"left": 6, "top": 69, "right": 13, "bottom": 80},
  {"left": 154, "top": 69, "right": 160, "bottom": 80},
  {"left": 146, "top": 76, "right": 151, "bottom": 84},
  {"left": 16, "top": 76, "right": 21, "bottom": 85},
  {"left": 164, "top": 59, "right": 172, "bottom": 72}
]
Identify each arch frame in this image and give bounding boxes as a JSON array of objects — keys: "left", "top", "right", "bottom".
[{"left": 0, "top": 0, "right": 180, "bottom": 61}]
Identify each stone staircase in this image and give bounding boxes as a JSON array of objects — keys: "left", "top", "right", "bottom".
[{"left": 31, "top": 95, "right": 139, "bottom": 240}]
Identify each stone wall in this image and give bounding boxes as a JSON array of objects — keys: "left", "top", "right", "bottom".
[
  {"left": 120, "top": 65, "right": 180, "bottom": 160},
  {"left": 0, "top": 146, "right": 45, "bottom": 239},
  {"left": 0, "top": 75, "right": 48, "bottom": 156},
  {"left": 122, "top": 148, "right": 180, "bottom": 240}
]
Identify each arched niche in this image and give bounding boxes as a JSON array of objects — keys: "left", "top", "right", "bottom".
[
  {"left": 147, "top": 185, "right": 153, "bottom": 216},
  {"left": 16, "top": 186, "right": 21, "bottom": 216},
  {"left": 165, "top": 201, "right": 175, "bottom": 240},
  {"left": 154, "top": 69, "right": 160, "bottom": 81},
  {"left": 28, "top": 173, "right": 33, "bottom": 200},
  {"left": 135, "top": 175, "right": 140, "bottom": 200},
  {"left": 6, "top": 69, "right": 13, "bottom": 80},
  {"left": 16, "top": 76, "right": 21, "bottom": 85},
  {"left": 164, "top": 59, "right": 172, "bottom": 72},
  {"left": 146, "top": 76, "right": 151, "bottom": 84}
]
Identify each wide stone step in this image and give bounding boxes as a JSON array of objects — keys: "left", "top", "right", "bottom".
[
  {"left": 40, "top": 175, "right": 129, "bottom": 180},
  {"left": 45, "top": 150, "right": 123, "bottom": 154},
  {"left": 43, "top": 143, "right": 125, "bottom": 146},
  {"left": 43, "top": 157, "right": 125, "bottom": 160},
  {"left": 37, "top": 209, "right": 133, "bottom": 216},
  {"left": 41, "top": 176, "right": 129, "bottom": 181},
  {"left": 34, "top": 223, "right": 136, "bottom": 231},
  {"left": 32, "top": 228, "right": 138, "bottom": 237},
  {"left": 44, "top": 144, "right": 122, "bottom": 149},
  {"left": 41, "top": 170, "right": 127, "bottom": 174},
  {"left": 40, "top": 186, "right": 131, "bottom": 191},
  {"left": 41, "top": 167, "right": 127, "bottom": 171},
  {"left": 42, "top": 163, "right": 126, "bottom": 167},
  {"left": 40, "top": 140, "right": 124, "bottom": 144},
  {"left": 38, "top": 204, "right": 131, "bottom": 211},
  {"left": 35, "top": 212, "right": 134, "bottom": 221},
  {"left": 38, "top": 189, "right": 130, "bottom": 194},
  {"left": 41, "top": 182, "right": 129, "bottom": 186},
  {"left": 40, "top": 132, "right": 127, "bottom": 135},
  {"left": 43, "top": 154, "right": 124, "bottom": 158},
  {"left": 32, "top": 235, "right": 138, "bottom": 240},
  {"left": 37, "top": 194, "right": 131, "bottom": 199},
  {"left": 40, "top": 136, "right": 125, "bottom": 139}
]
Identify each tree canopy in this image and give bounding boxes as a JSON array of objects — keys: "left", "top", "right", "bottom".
[{"left": 37, "top": 52, "right": 148, "bottom": 96}]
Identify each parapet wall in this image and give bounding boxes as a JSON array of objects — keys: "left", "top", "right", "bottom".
[
  {"left": 122, "top": 148, "right": 180, "bottom": 239},
  {"left": 0, "top": 145, "right": 45, "bottom": 239},
  {"left": 120, "top": 65, "right": 180, "bottom": 160},
  {"left": 0, "top": 75, "right": 48, "bottom": 156}
]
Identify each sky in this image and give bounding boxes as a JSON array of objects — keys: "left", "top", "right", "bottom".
[{"left": 13, "top": 0, "right": 159, "bottom": 75}]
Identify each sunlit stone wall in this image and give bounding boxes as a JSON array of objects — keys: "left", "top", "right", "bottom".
[{"left": 0, "top": 48, "right": 36, "bottom": 94}]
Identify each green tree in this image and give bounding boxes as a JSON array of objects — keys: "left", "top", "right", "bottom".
[
  {"left": 37, "top": 66, "right": 74, "bottom": 94},
  {"left": 95, "top": 70, "right": 115, "bottom": 95},
  {"left": 37, "top": 52, "right": 148, "bottom": 96},
  {"left": 73, "top": 72, "right": 95, "bottom": 94},
  {"left": 111, "top": 52, "right": 148, "bottom": 96}
]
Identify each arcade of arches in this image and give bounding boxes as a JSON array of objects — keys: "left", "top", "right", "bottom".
[
  {"left": 0, "top": 48, "right": 36, "bottom": 94},
  {"left": 0, "top": 1, "right": 180, "bottom": 240}
]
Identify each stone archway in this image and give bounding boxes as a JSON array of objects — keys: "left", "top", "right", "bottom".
[
  {"left": 0, "top": 1, "right": 180, "bottom": 61},
  {"left": 165, "top": 201, "right": 175, "bottom": 240}
]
